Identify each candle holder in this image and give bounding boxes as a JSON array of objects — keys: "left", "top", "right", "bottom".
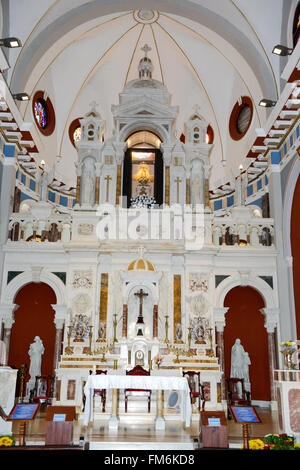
[
  {"left": 164, "top": 315, "right": 170, "bottom": 343},
  {"left": 65, "top": 325, "right": 73, "bottom": 355},
  {"left": 113, "top": 314, "right": 118, "bottom": 344},
  {"left": 207, "top": 327, "right": 214, "bottom": 357},
  {"left": 187, "top": 327, "right": 192, "bottom": 353},
  {"left": 86, "top": 325, "right": 93, "bottom": 355}
]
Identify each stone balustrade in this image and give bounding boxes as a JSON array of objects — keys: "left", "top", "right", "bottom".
[
  {"left": 8, "top": 212, "right": 72, "bottom": 243},
  {"left": 7, "top": 204, "right": 274, "bottom": 249}
]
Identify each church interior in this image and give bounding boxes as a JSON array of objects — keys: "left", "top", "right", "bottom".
[{"left": 0, "top": 0, "right": 300, "bottom": 452}]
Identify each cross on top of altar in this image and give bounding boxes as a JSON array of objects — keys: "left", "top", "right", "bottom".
[
  {"left": 89, "top": 100, "right": 99, "bottom": 114},
  {"left": 135, "top": 288, "right": 148, "bottom": 326},
  {"left": 193, "top": 104, "right": 201, "bottom": 116}
]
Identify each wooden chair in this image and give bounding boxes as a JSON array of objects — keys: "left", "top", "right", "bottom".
[
  {"left": 125, "top": 365, "right": 151, "bottom": 413},
  {"left": 30, "top": 375, "right": 54, "bottom": 405},
  {"left": 93, "top": 369, "right": 107, "bottom": 413},
  {"left": 183, "top": 371, "right": 205, "bottom": 412},
  {"left": 225, "top": 378, "right": 251, "bottom": 418}
]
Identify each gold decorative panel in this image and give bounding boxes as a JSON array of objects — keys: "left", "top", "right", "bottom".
[{"left": 173, "top": 274, "right": 181, "bottom": 342}]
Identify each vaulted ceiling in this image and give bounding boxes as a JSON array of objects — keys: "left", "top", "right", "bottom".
[{"left": 2, "top": 0, "right": 295, "bottom": 188}]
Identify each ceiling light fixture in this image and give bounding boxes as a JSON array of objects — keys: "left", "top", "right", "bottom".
[
  {"left": 259, "top": 99, "right": 277, "bottom": 108},
  {"left": 12, "top": 93, "right": 29, "bottom": 101},
  {"left": 272, "top": 44, "right": 293, "bottom": 56},
  {"left": 0, "top": 37, "right": 22, "bottom": 48}
]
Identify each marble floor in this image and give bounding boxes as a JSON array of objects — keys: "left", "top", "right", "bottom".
[{"left": 11, "top": 405, "right": 280, "bottom": 450}]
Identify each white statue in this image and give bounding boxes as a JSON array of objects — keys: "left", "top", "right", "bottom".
[
  {"left": 235, "top": 171, "right": 247, "bottom": 206},
  {"left": 191, "top": 159, "right": 204, "bottom": 205},
  {"left": 82, "top": 172, "right": 95, "bottom": 205},
  {"left": 28, "top": 336, "right": 45, "bottom": 382},
  {"left": 230, "top": 338, "right": 246, "bottom": 379},
  {"left": 36, "top": 166, "right": 54, "bottom": 202},
  {"left": 0, "top": 340, "right": 6, "bottom": 366},
  {"left": 242, "top": 352, "right": 251, "bottom": 391}
]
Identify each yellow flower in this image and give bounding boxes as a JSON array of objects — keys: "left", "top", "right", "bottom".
[
  {"left": 0, "top": 436, "right": 14, "bottom": 447},
  {"left": 249, "top": 439, "right": 264, "bottom": 450}
]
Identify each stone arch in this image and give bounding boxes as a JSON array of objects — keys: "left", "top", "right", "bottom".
[
  {"left": 119, "top": 121, "right": 169, "bottom": 145},
  {"left": 3, "top": 269, "right": 66, "bottom": 307},
  {"left": 214, "top": 273, "right": 277, "bottom": 311}
]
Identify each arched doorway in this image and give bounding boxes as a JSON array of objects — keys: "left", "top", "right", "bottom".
[
  {"left": 224, "top": 286, "right": 271, "bottom": 402},
  {"left": 122, "top": 131, "right": 164, "bottom": 208},
  {"left": 291, "top": 175, "right": 300, "bottom": 339},
  {"left": 8, "top": 282, "right": 57, "bottom": 390}
]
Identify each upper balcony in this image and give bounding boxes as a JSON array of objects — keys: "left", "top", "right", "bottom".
[{"left": 7, "top": 201, "right": 274, "bottom": 251}]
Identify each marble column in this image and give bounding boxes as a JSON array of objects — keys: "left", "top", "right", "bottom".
[
  {"left": 53, "top": 318, "right": 64, "bottom": 375},
  {"left": 0, "top": 305, "right": 17, "bottom": 366},
  {"left": 213, "top": 308, "right": 228, "bottom": 402},
  {"left": 261, "top": 308, "right": 280, "bottom": 409}
]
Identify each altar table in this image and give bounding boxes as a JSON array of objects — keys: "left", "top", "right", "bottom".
[{"left": 83, "top": 374, "right": 192, "bottom": 428}]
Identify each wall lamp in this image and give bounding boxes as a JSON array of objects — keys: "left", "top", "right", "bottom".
[
  {"left": 0, "top": 37, "right": 22, "bottom": 48},
  {"left": 12, "top": 93, "right": 29, "bottom": 101},
  {"left": 259, "top": 99, "right": 277, "bottom": 108},
  {"left": 272, "top": 44, "right": 293, "bottom": 56}
]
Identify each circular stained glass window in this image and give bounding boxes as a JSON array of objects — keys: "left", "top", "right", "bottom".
[
  {"left": 73, "top": 126, "right": 81, "bottom": 143},
  {"left": 34, "top": 99, "right": 48, "bottom": 129}
]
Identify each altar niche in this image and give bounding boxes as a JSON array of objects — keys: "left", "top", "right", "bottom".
[
  {"left": 127, "top": 286, "right": 153, "bottom": 340},
  {"left": 122, "top": 147, "right": 164, "bottom": 208}
]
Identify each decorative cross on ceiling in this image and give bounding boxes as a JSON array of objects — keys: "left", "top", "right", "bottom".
[{"left": 141, "top": 44, "right": 151, "bottom": 57}]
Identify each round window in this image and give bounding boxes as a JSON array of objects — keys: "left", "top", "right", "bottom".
[
  {"left": 34, "top": 99, "right": 48, "bottom": 129},
  {"left": 69, "top": 118, "right": 82, "bottom": 147},
  {"left": 32, "top": 91, "right": 55, "bottom": 136},
  {"left": 229, "top": 97, "right": 253, "bottom": 141},
  {"left": 73, "top": 127, "right": 82, "bottom": 143}
]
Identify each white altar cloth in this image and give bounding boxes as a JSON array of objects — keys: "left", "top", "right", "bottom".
[{"left": 83, "top": 374, "right": 192, "bottom": 427}]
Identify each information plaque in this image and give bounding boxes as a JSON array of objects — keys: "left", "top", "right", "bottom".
[
  {"left": 230, "top": 406, "right": 261, "bottom": 424},
  {"left": 9, "top": 403, "right": 39, "bottom": 421}
]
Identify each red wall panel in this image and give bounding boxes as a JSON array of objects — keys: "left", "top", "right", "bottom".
[
  {"left": 224, "top": 286, "right": 271, "bottom": 401},
  {"left": 291, "top": 175, "right": 300, "bottom": 339},
  {"left": 8, "top": 282, "right": 56, "bottom": 381}
]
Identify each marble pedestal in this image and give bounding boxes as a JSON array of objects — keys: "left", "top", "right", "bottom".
[
  {"left": 274, "top": 369, "right": 300, "bottom": 437},
  {"left": 0, "top": 367, "right": 18, "bottom": 435}
]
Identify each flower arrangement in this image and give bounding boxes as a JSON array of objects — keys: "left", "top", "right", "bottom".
[
  {"left": 278, "top": 341, "right": 297, "bottom": 370},
  {"left": 0, "top": 435, "right": 15, "bottom": 447},
  {"left": 154, "top": 354, "right": 163, "bottom": 369},
  {"left": 247, "top": 434, "right": 300, "bottom": 451},
  {"left": 130, "top": 194, "right": 156, "bottom": 209}
]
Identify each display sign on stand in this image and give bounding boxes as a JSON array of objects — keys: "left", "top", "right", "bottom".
[
  {"left": 0, "top": 403, "right": 39, "bottom": 446},
  {"left": 230, "top": 406, "right": 261, "bottom": 449}
]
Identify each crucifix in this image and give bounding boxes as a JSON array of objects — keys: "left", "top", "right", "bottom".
[
  {"left": 135, "top": 288, "right": 148, "bottom": 325},
  {"left": 105, "top": 175, "right": 112, "bottom": 202},
  {"left": 174, "top": 176, "right": 182, "bottom": 203}
]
